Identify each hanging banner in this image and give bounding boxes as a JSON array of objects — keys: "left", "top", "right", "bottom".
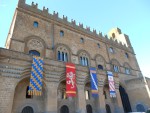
[
  {"left": 90, "top": 67, "right": 98, "bottom": 97},
  {"left": 66, "top": 63, "right": 76, "bottom": 97},
  {"left": 28, "top": 56, "right": 44, "bottom": 96},
  {"left": 107, "top": 71, "right": 116, "bottom": 98}
]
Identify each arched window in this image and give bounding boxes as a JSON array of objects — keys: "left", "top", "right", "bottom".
[
  {"left": 22, "top": 106, "right": 34, "bottom": 113},
  {"left": 62, "top": 88, "right": 67, "bottom": 99},
  {"left": 80, "top": 38, "right": 84, "bottom": 43},
  {"left": 79, "top": 52, "right": 89, "bottom": 66},
  {"left": 26, "top": 86, "right": 33, "bottom": 99},
  {"left": 60, "top": 30, "right": 64, "bottom": 37},
  {"left": 136, "top": 104, "right": 145, "bottom": 112},
  {"left": 98, "top": 64, "right": 103, "bottom": 70},
  {"left": 125, "top": 53, "right": 129, "bottom": 58},
  {"left": 113, "top": 65, "right": 119, "bottom": 72},
  {"left": 57, "top": 46, "right": 69, "bottom": 62},
  {"left": 29, "top": 50, "right": 40, "bottom": 56},
  {"left": 86, "top": 104, "right": 93, "bottom": 113},
  {"left": 109, "top": 47, "right": 114, "bottom": 53},
  {"left": 125, "top": 67, "right": 130, "bottom": 74},
  {"left": 103, "top": 91, "right": 107, "bottom": 99},
  {"left": 97, "top": 43, "right": 100, "bottom": 48},
  {"left": 60, "top": 105, "right": 69, "bottom": 113},
  {"left": 106, "top": 104, "right": 111, "bottom": 113},
  {"left": 33, "top": 21, "right": 38, "bottom": 28}
]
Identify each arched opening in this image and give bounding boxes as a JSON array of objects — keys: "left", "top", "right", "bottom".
[
  {"left": 29, "top": 50, "right": 40, "bottom": 56},
  {"left": 12, "top": 77, "right": 47, "bottom": 113},
  {"left": 106, "top": 104, "right": 111, "bottom": 113},
  {"left": 60, "top": 105, "right": 69, "bottom": 113},
  {"left": 136, "top": 104, "right": 145, "bottom": 112},
  {"left": 86, "top": 104, "right": 93, "bottom": 113},
  {"left": 119, "top": 85, "right": 132, "bottom": 112},
  {"left": 22, "top": 106, "right": 34, "bottom": 113}
]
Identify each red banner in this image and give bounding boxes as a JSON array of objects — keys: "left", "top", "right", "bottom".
[{"left": 66, "top": 63, "right": 76, "bottom": 97}]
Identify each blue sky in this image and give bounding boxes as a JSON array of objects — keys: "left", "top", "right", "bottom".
[{"left": 0, "top": 0, "right": 150, "bottom": 77}]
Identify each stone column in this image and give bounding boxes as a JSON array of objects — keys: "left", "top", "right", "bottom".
[
  {"left": 45, "top": 82, "right": 58, "bottom": 113},
  {"left": 115, "top": 89, "right": 124, "bottom": 113},
  {"left": 76, "top": 85, "right": 86, "bottom": 113},
  {"left": 0, "top": 77, "right": 17, "bottom": 113},
  {"left": 98, "top": 86, "right": 106, "bottom": 113}
]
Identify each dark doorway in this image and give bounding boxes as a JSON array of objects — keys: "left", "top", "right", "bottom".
[
  {"left": 60, "top": 105, "right": 69, "bottom": 113},
  {"left": 119, "top": 85, "right": 132, "bottom": 112},
  {"left": 136, "top": 104, "right": 145, "bottom": 112},
  {"left": 106, "top": 104, "right": 111, "bottom": 113},
  {"left": 86, "top": 104, "right": 93, "bottom": 113},
  {"left": 22, "top": 106, "right": 34, "bottom": 113}
]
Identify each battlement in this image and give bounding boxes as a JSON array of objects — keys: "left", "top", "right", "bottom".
[{"left": 17, "top": 0, "right": 133, "bottom": 51}]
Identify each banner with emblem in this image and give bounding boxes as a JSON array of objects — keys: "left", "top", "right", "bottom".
[
  {"left": 66, "top": 63, "right": 76, "bottom": 97},
  {"left": 107, "top": 71, "right": 116, "bottom": 98},
  {"left": 28, "top": 56, "right": 44, "bottom": 96},
  {"left": 90, "top": 67, "right": 98, "bottom": 97}
]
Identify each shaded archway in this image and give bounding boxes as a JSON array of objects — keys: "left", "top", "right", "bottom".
[
  {"left": 106, "top": 104, "right": 111, "bottom": 113},
  {"left": 60, "top": 105, "right": 69, "bottom": 113},
  {"left": 119, "top": 85, "right": 132, "bottom": 112},
  {"left": 29, "top": 50, "right": 40, "bottom": 56},
  {"left": 136, "top": 104, "right": 145, "bottom": 112},
  {"left": 86, "top": 104, "right": 93, "bottom": 113},
  {"left": 22, "top": 106, "right": 34, "bottom": 113},
  {"left": 12, "top": 77, "right": 47, "bottom": 113}
]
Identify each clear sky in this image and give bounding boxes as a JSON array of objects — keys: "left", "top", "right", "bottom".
[{"left": 0, "top": 0, "right": 150, "bottom": 77}]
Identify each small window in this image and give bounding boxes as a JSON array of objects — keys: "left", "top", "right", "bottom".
[
  {"left": 29, "top": 50, "right": 40, "bottom": 56},
  {"left": 125, "top": 68, "right": 130, "bottom": 74},
  {"left": 97, "top": 43, "right": 100, "bottom": 48},
  {"left": 33, "top": 21, "right": 38, "bottom": 28},
  {"left": 80, "top": 38, "right": 84, "bottom": 43},
  {"left": 103, "top": 91, "right": 107, "bottom": 99},
  {"left": 98, "top": 65, "right": 103, "bottom": 70},
  {"left": 125, "top": 53, "right": 129, "bottom": 58},
  {"left": 113, "top": 65, "right": 119, "bottom": 72},
  {"left": 60, "top": 30, "right": 64, "bottom": 37},
  {"left": 85, "top": 90, "right": 90, "bottom": 100},
  {"left": 109, "top": 47, "right": 114, "bottom": 53},
  {"left": 62, "top": 89, "right": 67, "bottom": 99},
  {"left": 26, "top": 86, "right": 33, "bottom": 99}
]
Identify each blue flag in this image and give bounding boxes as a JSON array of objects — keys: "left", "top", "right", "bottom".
[{"left": 90, "top": 67, "right": 98, "bottom": 97}]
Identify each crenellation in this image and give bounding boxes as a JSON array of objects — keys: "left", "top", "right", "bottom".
[
  {"left": 93, "top": 29, "right": 97, "bottom": 35},
  {"left": 98, "top": 32, "right": 102, "bottom": 37},
  {"left": 31, "top": 2, "right": 38, "bottom": 9},
  {"left": 43, "top": 6, "right": 49, "bottom": 13},
  {"left": 53, "top": 11, "right": 59, "bottom": 19},
  {"left": 79, "top": 23, "right": 83, "bottom": 28},
  {"left": 71, "top": 19, "right": 76, "bottom": 26},
  {"left": 86, "top": 26, "right": 90, "bottom": 31},
  {"left": 63, "top": 15, "right": 68, "bottom": 21}
]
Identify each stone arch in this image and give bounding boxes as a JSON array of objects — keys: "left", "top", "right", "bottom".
[
  {"left": 95, "top": 54, "right": 106, "bottom": 70},
  {"left": 110, "top": 59, "right": 121, "bottom": 66},
  {"left": 123, "top": 62, "right": 132, "bottom": 68},
  {"left": 110, "top": 59, "right": 121, "bottom": 72},
  {"left": 136, "top": 103, "right": 145, "bottom": 112},
  {"left": 24, "top": 36, "right": 46, "bottom": 57},
  {"left": 86, "top": 104, "right": 93, "bottom": 113},
  {"left": 57, "top": 80, "right": 76, "bottom": 113},
  {"left": 12, "top": 76, "right": 47, "bottom": 113},
  {"left": 106, "top": 104, "right": 111, "bottom": 113},
  {"left": 60, "top": 105, "right": 69, "bottom": 113},
  {"left": 55, "top": 43, "right": 72, "bottom": 62},
  {"left": 77, "top": 49, "right": 91, "bottom": 66},
  {"left": 22, "top": 106, "right": 34, "bottom": 113}
]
